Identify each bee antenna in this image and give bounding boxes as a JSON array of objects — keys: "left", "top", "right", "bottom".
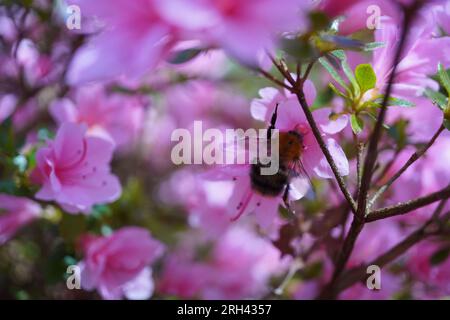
[{"left": 267, "top": 103, "right": 279, "bottom": 140}]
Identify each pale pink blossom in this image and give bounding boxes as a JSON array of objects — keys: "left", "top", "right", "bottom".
[
  {"left": 159, "top": 169, "right": 234, "bottom": 236},
  {"left": 78, "top": 227, "right": 164, "bottom": 300},
  {"left": 371, "top": 17, "right": 450, "bottom": 100},
  {"left": 0, "top": 94, "right": 17, "bottom": 123},
  {"left": 0, "top": 194, "right": 41, "bottom": 245},
  {"left": 31, "top": 123, "right": 121, "bottom": 213},
  {"left": 156, "top": 0, "right": 310, "bottom": 64},
  {"left": 381, "top": 136, "right": 450, "bottom": 221},
  {"left": 407, "top": 241, "right": 450, "bottom": 298},
  {"left": 434, "top": 0, "right": 450, "bottom": 34},
  {"left": 67, "top": 0, "right": 180, "bottom": 84},
  {"left": 144, "top": 80, "right": 251, "bottom": 169},
  {"left": 50, "top": 85, "right": 145, "bottom": 148},
  {"left": 159, "top": 226, "right": 286, "bottom": 299}
]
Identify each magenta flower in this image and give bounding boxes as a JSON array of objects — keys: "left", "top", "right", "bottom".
[
  {"left": 50, "top": 85, "right": 145, "bottom": 148},
  {"left": 208, "top": 81, "right": 349, "bottom": 230},
  {"left": 156, "top": 0, "right": 309, "bottom": 64},
  {"left": 0, "top": 194, "right": 41, "bottom": 245},
  {"left": 159, "top": 226, "right": 285, "bottom": 299},
  {"left": 159, "top": 169, "right": 234, "bottom": 237},
  {"left": 371, "top": 17, "right": 450, "bottom": 100},
  {"left": 78, "top": 227, "right": 164, "bottom": 300},
  {"left": 31, "top": 123, "right": 121, "bottom": 214},
  {"left": 407, "top": 241, "right": 450, "bottom": 298},
  {"left": 380, "top": 136, "right": 450, "bottom": 221},
  {"left": 67, "top": 0, "right": 179, "bottom": 84},
  {"left": 0, "top": 94, "right": 16, "bottom": 124}
]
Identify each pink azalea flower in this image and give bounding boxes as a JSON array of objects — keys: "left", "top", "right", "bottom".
[
  {"left": 156, "top": 0, "right": 310, "bottom": 64},
  {"left": 78, "top": 227, "right": 165, "bottom": 300},
  {"left": 207, "top": 81, "right": 349, "bottom": 230},
  {"left": 169, "top": 41, "right": 230, "bottom": 79},
  {"left": 407, "top": 241, "right": 450, "bottom": 298},
  {"left": 371, "top": 17, "right": 450, "bottom": 100},
  {"left": 50, "top": 85, "right": 145, "bottom": 148},
  {"left": 330, "top": 0, "right": 401, "bottom": 35},
  {"left": 318, "top": 0, "right": 363, "bottom": 17},
  {"left": 157, "top": 254, "right": 210, "bottom": 298},
  {"left": 31, "top": 123, "right": 121, "bottom": 214},
  {"left": 203, "top": 226, "right": 286, "bottom": 299},
  {"left": 0, "top": 94, "right": 17, "bottom": 124},
  {"left": 144, "top": 80, "right": 251, "bottom": 169},
  {"left": 348, "top": 220, "right": 404, "bottom": 267},
  {"left": 0, "top": 194, "right": 41, "bottom": 245},
  {"left": 159, "top": 169, "right": 234, "bottom": 237},
  {"left": 158, "top": 226, "right": 286, "bottom": 299},
  {"left": 67, "top": 0, "right": 180, "bottom": 84},
  {"left": 434, "top": 1, "right": 450, "bottom": 34},
  {"left": 380, "top": 136, "right": 450, "bottom": 221}
]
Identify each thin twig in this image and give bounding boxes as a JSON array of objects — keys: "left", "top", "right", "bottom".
[
  {"left": 356, "top": 142, "right": 364, "bottom": 194},
  {"left": 256, "top": 68, "right": 293, "bottom": 91},
  {"left": 301, "top": 61, "right": 315, "bottom": 86},
  {"left": 317, "top": 1, "right": 424, "bottom": 299},
  {"left": 366, "top": 184, "right": 450, "bottom": 222},
  {"left": 368, "top": 125, "right": 445, "bottom": 208},
  {"left": 295, "top": 88, "right": 357, "bottom": 213},
  {"left": 334, "top": 203, "right": 449, "bottom": 293}
]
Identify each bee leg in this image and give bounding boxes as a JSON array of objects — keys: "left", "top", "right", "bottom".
[
  {"left": 283, "top": 184, "right": 296, "bottom": 216},
  {"left": 267, "top": 103, "right": 279, "bottom": 140}
]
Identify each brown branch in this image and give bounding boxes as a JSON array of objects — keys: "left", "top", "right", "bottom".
[
  {"left": 356, "top": 2, "right": 422, "bottom": 218},
  {"left": 366, "top": 184, "right": 450, "bottom": 222},
  {"left": 295, "top": 88, "right": 357, "bottom": 213},
  {"left": 301, "top": 61, "right": 315, "bottom": 86},
  {"left": 317, "top": 1, "right": 424, "bottom": 299},
  {"left": 256, "top": 68, "right": 293, "bottom": 91},
  {"left": 356, "top": 142, "right": 365, "bottom": 194},
  {"left": 336, "top": 225, "right": 431, "bottom": 293},
  {"left": 334, "top": 202, "right": 448, "bottom": 293},
  {"left": 265, "top": 54, "right": 357, "bottom": 213}
]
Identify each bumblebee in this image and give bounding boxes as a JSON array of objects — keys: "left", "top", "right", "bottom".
[{"left": 250, "top": 104, "right": 312, "bottom": 208}]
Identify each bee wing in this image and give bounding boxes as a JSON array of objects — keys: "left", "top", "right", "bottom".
[
  {"left": 222, "top": 135, "right": 271, "bottom": 163},
  {"left": 288, "top": 159, "right": 316, "bottom": 200},
  {"left": 289, "top": 175, "right": 312, "bottom": 201}
]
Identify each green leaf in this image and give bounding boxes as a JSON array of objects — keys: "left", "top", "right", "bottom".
[
  {"left": 282, "top": 38, "right": 316, "bottom": 62},
  {"left": 328, "top": 82, "right": 348, "bottom": 99},
  {"left": 319, "top": 35, "right": 365, "bottom": 51},
  {"left": 350, "top": 114, "right": 364, "bottom": 134},
  {"left": 167, "top": 48, "right": 202, "bottom": 64},
  {"left": 332, "top": 50, "right": 360, "bottom": 98},
  {"left": 309, "top": 11, "right": 331, "bottom": 31},
  {"left": 319, "top": 56, "right": 350, "bottom": 94},
  {"left": 424, "top": 88, "right": 448, "bottom": 110},
  {"left": 373, "top": 95, "right": 415, "bottom": 108},
  {"left": 430, "top": 246, "right": 450, "bottom": 265},
  {"left": 355, "top": 64, "right": 377, "bottom": 93},
  {"left": 364, "top": 42, "right": 386, "bottom": 51},
  {"left": 438, "top": 63, "right": 450, "bottom": 96},
  {"left": 365, "top": 111, "right": 390, "bottom": 130},
  {"left": 386, "top": 96, "right": 414, "bottom": 108},
  {"left": 388, "top": 119, "right": 408, "bottom": 149},
  {"left": 444, "top": 119, "right": 450, "bottom": 131}
]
